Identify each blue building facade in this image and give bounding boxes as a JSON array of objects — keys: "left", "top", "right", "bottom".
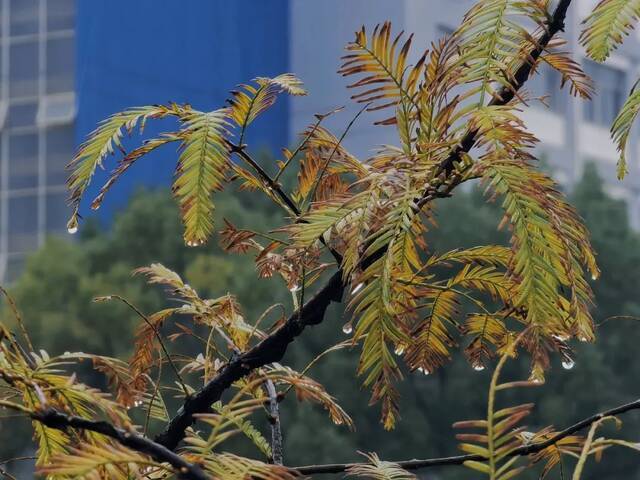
[
  {"left": 0, "top": 0, "right": 290, "bottom": 282},
  {"left": 76, "top": 0, "right": 291, "bottom": 218}
]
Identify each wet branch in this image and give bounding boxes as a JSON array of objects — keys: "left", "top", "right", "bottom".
[
  {"left": 292, "top": 396, "right": 640, "bottom": 475},
  {"left": 28, "top": 408, "right": 209, "bottom": 480},
  {"left": 154, "top": 0, "right": 573, "bottom": 452},
  {"left": 265, "top": 379, "right": 284, "bottom": 465}
]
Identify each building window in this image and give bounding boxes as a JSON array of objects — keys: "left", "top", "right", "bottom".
[
  {"left": 8, "top": 132, "right": 39, "bottom": 190},
  {"left": 46, "top": 125, "right": 74, "bottom": 185},
  {"left": 45, "top": 191, "right": 69, "bottom": 233},
  {"left": 9, "top": 41, "right": 39, "bottom": 98},
  {"left": 46, "top": 36, "right": 75, "bottom": 94},
  {"left": 583, "top": 60, "right": 625, "bottom": 126},
  {"left": 9, "top": 0, "right": 39, "bottom": 36},
  {"left": 46, "top": 0, "right": 75, "bottom": 32},
  {"left": 7, "top": 101, "right": 38, "bottom": 129},
  {"left": 0, "top": 102, "right": 8, "bottom": 130},
  {"left": 528, "top": 63, "right": 566, "bottom": 113},
  {"left": 37, "top": 93, "right": 76, "bottom": 126},
  {"left": 8, "top": 195, "right": 39, "bottom": 253}
]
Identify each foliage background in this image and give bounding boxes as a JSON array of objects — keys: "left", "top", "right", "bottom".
[{"left": 2, "top": 157, "right": 638, "bottom": 479}]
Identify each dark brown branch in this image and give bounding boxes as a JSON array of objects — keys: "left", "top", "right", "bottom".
[
  {"left": 228, "top": 142, "right": 343, "bottom": 265},
  {"left": 155, "top": 271, "right": 345, "bottom": 450},
  {"left": 227, "top": 142, "right": 301, "bottom": 216},
  {"left": 265, "top": 379, "right": 284, "bottom": 465},
  {"left": 30, "top": 408, "right": 209, "bottom": 480},
  {"left": 155, "top": 0, "right": 573, "bottom": 452},
  {"left": 292, "top": 396, "right": 640, "bottom": 475},
  {"left": 418, "top": 0, "right": 572, "bottom": 207}
]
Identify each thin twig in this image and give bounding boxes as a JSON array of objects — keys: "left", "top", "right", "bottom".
[
  {"left": 154, "top": 271, "right": 345, "bottom": 450},
  {"left": 292, "top": 397, "right": 640, "bottom": 475},
  {"left": 106, "top": 295, "right": 191, "bottom": 399},
  {"left": 265, "top": 379, "right": 283, "bottom": 465},
  {"left": 273, "top": 108, "right": 339, "bottom": 183},
  {"left": 0, "top": 287, "right": 34, "bottom": 354},
  {"left": 227, "top": 142, "right": 301, "bottom": 216},
  {"left": 25, "top": 408, "right": 208, "bottom": 480},
  {"left": 0, "top": 466, "right": 18, "bottom": 480},
  {"left": 305, "top": 103, "right": 369, "bottom": 212}
]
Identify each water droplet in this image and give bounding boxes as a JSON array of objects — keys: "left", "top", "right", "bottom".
[
  {"left": 67, "top": 216, "right": 79, "bottom": 234},
  {"left": 419, "top": 367, "right": 430, "bottom": 376},
  {"left": 473, "top": 363, "right": 485, "bottom": 372},
  {"left": 562, "top": 358, "right": 575, "bottom": 370},
  {"left": 528, "top": 375, "right": 543, "bottom": 384},
  {"left": 394, "top": 345, "right": 405, "bottom": 356},
  {"left": 591, "top": 274, "right": 598, "bottom": 281},
  {"left": 289, "top": 284, "right": 301, "bottom": 293},
  {"left": 333, "top": 418, "right": 343, "bottom": 425},
  {"left": 342, "top": 322, "right": 353, "bottom": 335},
  {"left": 133, "top": 400, "right": 143, "bottom": 407},
  {"left": 351, "top": 282, "right": 364, "bottom": 295},
  {"left": 578, "top": 336, "right": 589, "bottom": 342}
]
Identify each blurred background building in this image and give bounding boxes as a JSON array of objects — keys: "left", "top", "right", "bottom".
[{"left": 1, "top": 0, "right": 639, "bottom": 283}]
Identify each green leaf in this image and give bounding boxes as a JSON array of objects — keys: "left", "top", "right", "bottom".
[{"left": 173, "top": 109, "right": 232, "bottom": 245}]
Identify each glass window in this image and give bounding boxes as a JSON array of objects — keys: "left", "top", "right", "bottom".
[
  {"left": 584, "top": 60, "right": 625, "bottom": 126},
  {"left": 9, "top": 0, "right": 39, "bottom": 36},
  {"left": 45, "top": 191, "right": 69, "bottom": 233},
  {"left": 9, "top": 41, "right": 39, "bottom": 98},
  {"left": 8, "top": 132, "right": 39, "bottom": 190},
  {"left": 7, "top": 101, "right": 38, "bottom": 129},
  {"left": 46, "top": 36, "right": 75, "bottom": 94},
  {"left": 0, "top": 102, "right": 8, "bottom": 130},
  {"left": 8, "top": 195, "right": 39, "bottom": 253},
  {"left": 46, "top": 124, "right": 74, "bottom": 185},
  {"left": 37, "top": 93, "right": 76, "bottom": 126},
  {"left": 47, "top": 0, "right": 75, "bottom": 31}
]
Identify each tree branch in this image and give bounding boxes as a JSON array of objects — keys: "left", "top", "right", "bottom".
[
  {"left": 265, "top": 379, "right": 284, "bottom": 465},
  {"left": 155, "top": 271, "right": 345, "bottom": 450},
  {"left": 419, "top": 0, "right": 572, "bottom": 204},
  {"left": 28, "top": 408, "right": 210, "bottom": 480},
  {"left": 155, "top": 0, "right": 573, "bottom": 452},
  {"left": 292, "top": 397, "right": 640, "bottom": 475},
  {"left": 227, "top": 142, "right": 301, "bottom": 216}
]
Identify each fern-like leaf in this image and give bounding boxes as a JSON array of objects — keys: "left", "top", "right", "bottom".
[
  {"left": 66, "top": 105, "right": 176, "bottom": 231},
  {"left": 347, "top": 452, "right": 415, "bottom": 480},
  {"left": 173, "top": 108, "right": 232, "bottom": 245},
  {"left": 454, "top": 339, "right": 537, "bottom": 480},
  {"left": 40, "top": 442, "right": 165, "bottom": 479},
  {"left": 455, "top": 0, "right": 546, "bottom": 106},
  {"left": 201, "top": 453, "right": 298, "bottom": 480},
  {"left": 539, "top": 40, "right": 594, "bottom": 99},
  {"left": 339, "top": 22, "right": 424, "bottom": 124},
  {"left": 228, "top": 74, "right": 306, "bottom": 141},
  {"left": 581, "top": 0, "right": 640, "bottom": 62},
  {"left": 611, "top": 84, "right": 640, "bottom": 179}
]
